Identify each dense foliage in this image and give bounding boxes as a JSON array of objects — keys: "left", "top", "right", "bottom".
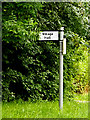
[{"left": 2, "top": 2, "right": 89, "bottom": 102}]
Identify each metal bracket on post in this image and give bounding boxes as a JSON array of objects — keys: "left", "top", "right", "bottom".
[
  {"left": 60, "top": 40, "right": 63, "bottom": 53},
  {"left": 63, "top": 38, "right": 66, "bottom": 55},
  {"left": 59, "top": 27, "right": 64, "bottom": 110}
]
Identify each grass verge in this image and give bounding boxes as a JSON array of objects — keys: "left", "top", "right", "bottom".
[{"left": 2, "top": 94, "right": 88, "bottom": 118}]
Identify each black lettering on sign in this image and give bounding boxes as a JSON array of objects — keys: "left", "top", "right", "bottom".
[
  {"left": 44, "top": 37, "right": 47, "bottom": 39},
  {"left": 48, "top": 33, "right": 53, "bottom": 36},
  {"left": 44, "top": 36, "right": 51, "bottom": 39},
  {"left": 45, "top": 33, "right": 47, "bottom": 35},
  {"left": 42, "top": 33, "right": 54, "bottom": 36},
  {"left": 47, "top": 36, "right": 51, "bottom": 39},
  {"left": 42, "top": 33, "right": 44, "bottom": 35},
  {"left": 42, "top": 33, "right": 47, "bottom": 35}
]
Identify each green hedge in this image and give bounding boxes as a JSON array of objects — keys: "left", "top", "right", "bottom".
[{"left": 2, "top": 2, "right": 89, "bottom": 102}]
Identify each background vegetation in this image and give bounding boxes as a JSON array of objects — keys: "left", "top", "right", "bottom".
[{"left": 2, "top": 2, "right": 89, "bottom": 102}]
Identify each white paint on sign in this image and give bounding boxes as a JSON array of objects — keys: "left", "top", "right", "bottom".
[{"left": 39, "top": 31, "right": 59, "bottom": 40}]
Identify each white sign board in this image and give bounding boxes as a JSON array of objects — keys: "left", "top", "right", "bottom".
[{"left": 39, "top": 31, "right": 59, "bottom": 40}]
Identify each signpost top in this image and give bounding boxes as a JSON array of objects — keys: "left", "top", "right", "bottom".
[{"left": 60, "top": 27, "right": 64, "bottom": 31}]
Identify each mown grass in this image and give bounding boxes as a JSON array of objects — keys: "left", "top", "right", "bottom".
[{"left": 2, "top": 94, "right": 88, "bottom": 118}]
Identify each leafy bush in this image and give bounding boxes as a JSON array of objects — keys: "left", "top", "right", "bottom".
[
  {"left": 2, "top": 2, "right": 89, "bottom": 102},
  {"left": 63, "top": 33, "right": 88, "bottom": 98}
]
